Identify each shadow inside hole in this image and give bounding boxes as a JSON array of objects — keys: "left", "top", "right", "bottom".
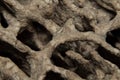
[
  {"left": 51, "top": 41, "right": 93, "bottom": 79},
  {"left": 0, "top": 13, "right": 8, "bottom": 28},
  {"left": 106, "top": 28, "right": 120, "bottom": 48},
  {"left": 17, "top": 29, "right": 40, "bottom": 51},
  {"left": 44, "top": 71, "right": 66, "bottom": 80},
  {"left": 75, "top": 16, "right": 94, "bottom": 32},
  {"left": 75, "top": 64, "right": 92, "bottom": 79},
  {"left": 0, "top": 40, "right": 31, "bottom": 76},
  {"left": 31, "top": 21, "right": 53, "bottom": 45},
  {"left": 106, "top": 32, "right": 118, "bottom": 47},
  {"left": 51, "top": 43, "right": 74, "bottom": 69},
  {"left": 17, "top": 21, "right": 53, "bottom": 51},
  {"left": 97, "top": 46, "right": 120, "bottom": 68}
]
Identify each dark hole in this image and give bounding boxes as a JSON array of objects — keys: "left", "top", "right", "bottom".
[
  {"left": 111, "top": 28, "right": 120, "bottom": 37},
  {"left": 83, "top": 17, "right": 93, "bottom": 31},
  {"left": 75, "top": 17, "right": 93, "bottom": 32},
  {"left": 51, "top": 41, "right": 93, "bottom": 79},
  {"left": 0, "top": 13, "right": 8, "bottom": 28},
  {"left": 51, "top": 43, "right": 72, "bottom": 69},
  {"left": 17, "top": 29, "right": 40, "bottom": 51},
  {"left": 0, "top": 40, "right": 31, "bottom": 76},
  {"left": 106, "top": 32, "right": 118, "bottom": 47},
  {"left": 106, "top": 28, "right": 120, "bottom": 48},
  {"left": 75, "top": 64, "right": 92, "bottom": 78},
  {"left": 32, "top": 21, "right": 53, "bottom": 45},
  {"left": 109, "top": 11, "right": 116, "bottom": 20},
  {"left": 97, "top": 46, "right": 120, "bottom": 68},
  {"left": 44, "top": 71, "right": 66, "bottom": 80},
  {"left": 51, "top": 52, "right": 69, "bottom": 69}
]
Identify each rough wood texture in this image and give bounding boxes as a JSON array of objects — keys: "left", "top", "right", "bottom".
[{"left": 0, "top": 0, "right": 120, "bottom": 80}]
